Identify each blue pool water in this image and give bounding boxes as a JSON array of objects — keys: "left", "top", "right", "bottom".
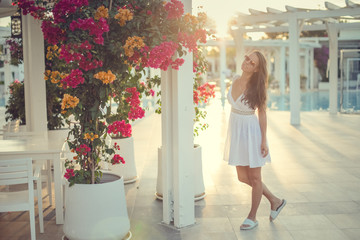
[
  {"left": 1, "top": 90, "right": 359, "bottom": 112},
  {"left": 267, "top": 90, "right": 360, "bottom": 112}
]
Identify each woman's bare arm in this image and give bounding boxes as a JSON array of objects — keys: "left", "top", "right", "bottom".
[{"left": 258, "top": 105, "right": 269, "bottom": 157}]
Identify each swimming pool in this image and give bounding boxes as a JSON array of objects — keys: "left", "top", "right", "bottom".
[
  {"left": 1, "top": 90, "right": 359, "bottom": 112},
  {"left": 267, "top": 90, "right": 360, "bottom": 112}
]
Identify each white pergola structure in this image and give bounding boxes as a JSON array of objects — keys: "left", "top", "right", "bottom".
[
  {"left": 232, "top": 1, "right": 360, "bottom": 125},
  {"left": 204, "top": 39, "right": 321, "bottom": 106}
]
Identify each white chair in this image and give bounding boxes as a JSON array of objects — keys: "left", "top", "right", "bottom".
[
  {"left": 0, "top": 158, "right": 44, "bottom": 240},
  {"left": 2, "top": 131, "right": 53, "bottom": 206}
]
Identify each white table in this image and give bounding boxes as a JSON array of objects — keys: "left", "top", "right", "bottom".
[{"left": 0, "top": 138, "right": 65, "bottom": 224}]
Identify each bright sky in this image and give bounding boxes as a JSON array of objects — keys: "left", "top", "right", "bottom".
[
  {"left": 193, "top": 0, "right": 360, "bottom": 38},
  {"left": 1, "top": 1, "right": 358, "bottom": 33}
]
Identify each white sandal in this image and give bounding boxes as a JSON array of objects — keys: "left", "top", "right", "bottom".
[
  {"left": 240, "top": 218, "right": 258, "bottom": 230},
  {"left": 270, "top": 199, "right": 286, "bottom": 222}
]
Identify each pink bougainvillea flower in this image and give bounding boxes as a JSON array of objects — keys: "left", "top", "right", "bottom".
[
  {"left": 194, "top": 82, "right": 216, "bottom": 104},
  {"left": 149, "top": 89, "right": 155, "bottom": 97},
  {"left": 164, "top": 0, "right": 184, "bottom": 19},
  {"left": 59, "top": 42, "right": 102, "bottom": 71},
  {"left": 64, "top": 168, "right": 75, "bottom": 179},
  {"left": 60, "top": 69, "right": 85, "bottom": 89},
  {"left": 107, "top": 120, "right": 132, "bottom": 137},
  {"left": 178, "top": 32, "right": 197, "bottom": 53},
  {"left": 53, "top": 0, "right": 89, "bottom": 24},
  {"left": 69, "top": 17, "right": 109, "bottom": 45},
  {"left": 112, "top": 154, "right": 125, "bottom": 165},
  {"left": 41, "top": 21, "right": 67, "bottom": 45},
  {"left": 146, "top": 41, "right": 184, "bottom": 71},
  {"left": 17, "top": 0, "right": 46, "bottom": 19},
  {"left": 195, "top": 29, "right": 207, "bottom": 44}
]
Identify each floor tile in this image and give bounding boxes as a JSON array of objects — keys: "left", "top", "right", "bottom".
[
  {"left": 326, "top": 213, "right": 360, "bottom": 229},
  {"left": 289, "top": 229, "right": 350, "bottom": 240},
  {"left": 278, "top": 215, "right": 339, "bottom": 230},
  {"left": 342, "top": 228, "right": 360, "bottom": 240},
  {"left": 1, "top": 99, "right": 360, "bottom": 239}
]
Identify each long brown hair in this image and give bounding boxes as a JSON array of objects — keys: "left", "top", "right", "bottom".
[{"left": 242, "top": 51, "right": 268, "bottom": 110}]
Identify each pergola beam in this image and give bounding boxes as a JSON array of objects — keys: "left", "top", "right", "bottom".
[
  {"left": 346, "top": 0, "right": 360, "bottom": 7},
  {"left": 237, "top": 7, "right": 360, "bottom": 25},
  {"left": 325, "top": 2, "right": 341, "bottom": 10},
  {"left": 202, "top": 39, "right": 321, "bottom": 48},
  {"left": 266, "top": 7, "right": 283, "bottom": 14},
  {"left": 238, "top": 21, "right": 360, "bottom": 33}
]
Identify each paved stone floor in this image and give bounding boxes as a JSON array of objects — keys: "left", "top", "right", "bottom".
[{"left": 1, "top": 97, "right": 360, "bottom": 240}]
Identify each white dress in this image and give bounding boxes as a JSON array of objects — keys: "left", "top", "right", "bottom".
[{"left": 223, "top": 85, "right": 271, "bottom": 168}]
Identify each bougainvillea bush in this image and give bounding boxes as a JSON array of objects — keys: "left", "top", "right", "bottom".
[
  {"left": 15, "top": 0, "right": 209, "bottom": 185},
  {"left": 314, "top": 45, "right": 329, "bottom": 82},
  {"left": 6, "top": 38, "right": 23, "bottom": 66},
  {"left": 192, "top": 48, "right": 215, "bottom": 136},
  {"left": 5, "top": 80, "right": 26, "bottom": 124}
]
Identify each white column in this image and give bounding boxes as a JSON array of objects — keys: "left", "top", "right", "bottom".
[
  {"left": 274, "top": 48, "right": 280, "bottom": 86},
  {"left": 304, "top": 48, "right": 310, "bottom": 90},
  {"left": 309, "top": 48, "right": 315, "bottom": 90},
  {"left": 289, "top": 16, "right": 301, "bottom": 125},
  {"left": 219, "top": 40, "right": 226, "bottom": 106},
  {"left": 4, "top": 46, "right": 12, "bottom": 106},
  {"left": 161, "top": 69, "right": 174, "bottom": 225},
  {"left": 161, "top": 0, "right": 195, "bottom": 228},
  {"left": 234, "top": 29, "right": 245, "bottom": 75},
  {"left": 280, "top": 46, "right": 286, "bottom": 94},
  {"left": 266, "top": 51, "right": 272, "bottom": 77},
  {"left": 22, "top": 14, "right": 47, "bottom": 132},
  {"left": 327, "top": 23, "right": 339, "bottom": 114},
  {"left": 209, "top": 58, "right": 215, "bottom": 75}
]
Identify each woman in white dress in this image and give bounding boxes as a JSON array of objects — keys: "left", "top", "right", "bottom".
[{"left": 224, "top": 50, "right": 286, "bottom": 230}]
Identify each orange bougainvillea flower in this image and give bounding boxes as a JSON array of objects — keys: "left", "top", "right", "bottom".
[
  {"left": 44, "top": 70, "right": 67, "bottom": 85},
  {"left": 61, "top": 94, "right": 79, "bottom": 110},
  {"left": 123, "top": 36, "right": 145, "bottom": 58},
  {"left": 44, "top": 70, "right": 51, "bottom": 81},
  {"left": 197, "top": 12, "right": 207, "bottom": 25},
  {"left": 95, "top": 6, "right": 109, "bottom": 20},
  {"left": 114, "top": 8, "right": 133, "bottom": 26},
  {"left": 84, "top": 132, "right": 99, "bottom": 141},
  {"left": 184, "top": 13, "right": 198, "bottom": 25},
  {"left": 93, "top": 70, "right": 116, "bottom": 84},
  {"left": 46, "top": 45, "right": 60, "bottom": 60}
]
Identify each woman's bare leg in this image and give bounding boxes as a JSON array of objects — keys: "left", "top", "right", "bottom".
[
  {"left": 247, "top": 167, "right": 263, "bottom": 221},
  {"left": 236, "top": 166, "right": 282, "bottom": 210}
]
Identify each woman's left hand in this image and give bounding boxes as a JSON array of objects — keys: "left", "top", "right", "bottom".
[{"left": 261, "top": 142, "right": 269, "bottom": 157}]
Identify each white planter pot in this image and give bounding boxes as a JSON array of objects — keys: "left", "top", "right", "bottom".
[
  {"left": 48, "top": 129, "right": 69, "bottom": 144},
  {"left": 63, "top": 172, "right": 131, "bottom": 240},
  {"left": 156, "top": 144, "right": 206, "bottom": 201},
  {"left": 107, "top": 137, "right": 138, "bottom": 184}
]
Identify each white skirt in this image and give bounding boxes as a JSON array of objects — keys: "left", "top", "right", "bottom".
[{"left": 223, "top": 112, "right": 271, "bottom": 168}]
